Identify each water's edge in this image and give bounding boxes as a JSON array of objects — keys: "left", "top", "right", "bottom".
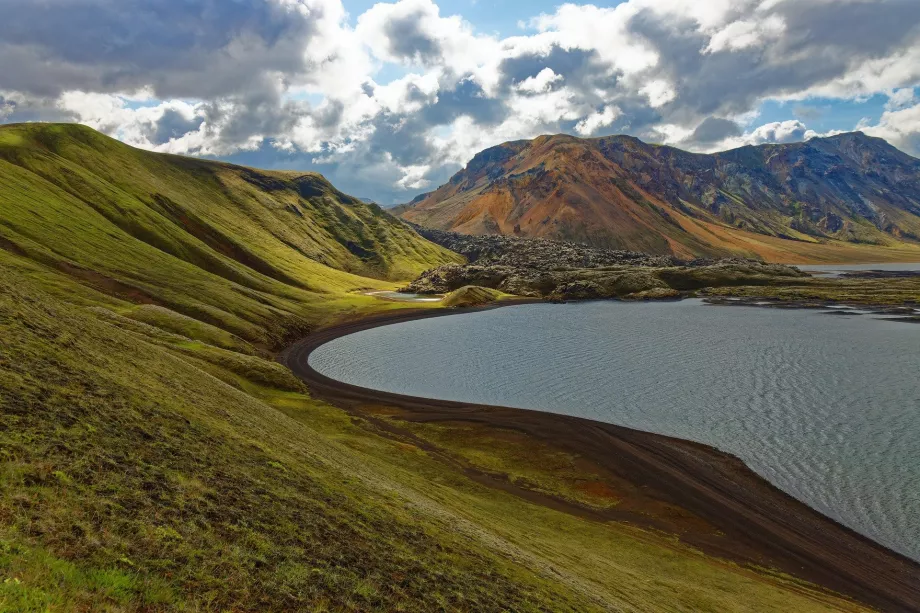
[{"left": 281, "top": 300, "right": 920, "bottom": 613}]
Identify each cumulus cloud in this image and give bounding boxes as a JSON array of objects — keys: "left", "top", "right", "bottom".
[
  {"left": 862, "top": 103, "right": 920, "bottom": 155},
  {"left": 2, "top": 0, "right": 920, "bottom": 204},
  {"left": 575, "top": 105, "right": 621, "bottom": 136},
  {"left": 886, "top": 87, "right": 917, "bottom": 111},
  {"left": 516, "top": 68, "right": 563, "bottom": 94}
]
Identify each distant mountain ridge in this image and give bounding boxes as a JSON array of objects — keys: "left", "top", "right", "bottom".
[{"left": 398, "top": 132, "right": 920, "bottom": 260}]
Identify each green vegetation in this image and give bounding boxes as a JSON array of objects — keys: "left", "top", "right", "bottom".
[
  {"left": 0, "top": 268, "right": 589, "bottom": 612},
  {"left": 703, "top": 275, "right": 920, "bottom": 305},
  {"left": 442, "top": 285, "right": 506, "bottom": 307},
  {"left": 0, "top": 123, "right": 873, "bottom": 611},
  {"left": 0, "top": 123, "right": 460, "bottom": 346},
  {"left": 0, "top": 264, "right": 867, "bottom": 612}
]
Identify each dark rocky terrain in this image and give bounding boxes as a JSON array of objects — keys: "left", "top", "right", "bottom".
[
  {"left": 404, "top": 223, "right": 806, "bottom": 301},
  {"left": 406, "top": 223, "right": 676, "bottom": 268},
  {"left": 403, "top": 261, "right": 806, "bottom": 301}
]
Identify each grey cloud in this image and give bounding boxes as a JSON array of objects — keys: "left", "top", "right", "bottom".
[
  {"left": 626, "top": 0, "right": 920, "bottom": 120},
  {"left": 777, "top": 0, "right": 920, "bottom": 60},
  {"left": 382, "top": 9, "right": 442, "bottom": 64},
  {"left": 0, "top": 0, "right": 318, "bottom": 99},
  {"left": 364, "top": 112, "right": 436, "bottom": 167},
  {"left": 793, "top": 105, "right": 827, "bottom": 121},
  {"left": 689, "top": 117, "right": 742, "bottom": 145},
  {"left": 420, "top": 78, "right": 506, "bottom": 125},
  {"left": 147, "top": 109, "right": 205, "bottom": 145},
  {"left": 498, "top": 46, "right": 609, "bottom": 96},
  {"left": 0, "top": 93, "right": 74, "bottom": 124}
]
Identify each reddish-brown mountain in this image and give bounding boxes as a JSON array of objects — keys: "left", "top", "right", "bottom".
[{"left": 398, "top": 132, "right": 920, "bottom": 261}]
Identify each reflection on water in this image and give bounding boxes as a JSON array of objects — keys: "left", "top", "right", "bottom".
[
  {"left": 365, "top": 291, "right": 442, "bottom": 302},
  {"left": 311, "top": 300, "right": 920, "bottom": 561}
]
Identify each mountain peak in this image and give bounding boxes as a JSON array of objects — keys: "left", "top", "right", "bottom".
[{"left": 400, "top": 131, "right": 920, "bottom": 259}]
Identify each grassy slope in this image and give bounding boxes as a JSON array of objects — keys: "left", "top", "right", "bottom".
[
  {"left": 0, "top": 124, "right": 870, "bottom": 611},
  {"left": 441, "top": 285, "right": 507, "bottom": 307},
  {"left": 0, "top": 123, "right": 460, "bottom": 347},
  {"left": 0, "top": 258, "right": 867, "bottom": 613}
]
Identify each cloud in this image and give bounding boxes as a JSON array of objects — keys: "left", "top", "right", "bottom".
[
  {"left": 886, "top": 87, "right": 917, "bottom": 111},
  {"left": 743, "top": 120, "right": 815, "bottom": 145},
  {"left": 515, "top": 68, "right": 563, "bottom": 94},
  {"left": 688, "top": 117, "right": 743, "bottom": 146},
  {"left": 792, "top": 104, "right": 828, "bottom": 121},
  {"left": 0, "top": 0, "right": 326, "bottom": 99},
  {"left": 690, "top": 119, "right": 820, "bottom": 152},
  {"left": 2, "top": 0, "right": 920, "bottom": 204},
  {"left": 862, "top": 103, "right": 920, "bottom": 155},
  {"left": 703, "top": 15, "right": 785, "bottom": 54},
  {"left": 355, "top": 0, "right": 498, "bottom": 77},
  {"left": 575, "top": 105, "right": 621, "bottom": 136}
]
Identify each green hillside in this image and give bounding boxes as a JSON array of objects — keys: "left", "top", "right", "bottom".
[
  {"left": 0, "top": 123, "right": 459, "bottom": 347},
  {"left": 0, "top": 124, "right": 873, "bottom": 612}
]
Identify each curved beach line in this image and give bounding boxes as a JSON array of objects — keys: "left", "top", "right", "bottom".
[{"left": 281, "top": 302, "right": 920, "bottom": 613}]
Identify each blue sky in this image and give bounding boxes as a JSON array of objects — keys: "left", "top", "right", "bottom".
[
  {"left": 2, "top": 0, "right": 919, "bottom": 204},
  {"left": 344, "top": 0, "right": 628, "bottom": 36}
]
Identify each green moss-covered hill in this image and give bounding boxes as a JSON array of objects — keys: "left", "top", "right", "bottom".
[{"left": 0, "top": 123, "right": 459, "bottom": 347}]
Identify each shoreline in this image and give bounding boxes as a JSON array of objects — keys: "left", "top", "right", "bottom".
[{"left": 281, "top": 300, "right": 920, "bottom": 613}]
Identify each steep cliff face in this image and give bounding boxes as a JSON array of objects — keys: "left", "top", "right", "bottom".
[{"left": 399, "top": 132, "right": 920, "bottom": 260}]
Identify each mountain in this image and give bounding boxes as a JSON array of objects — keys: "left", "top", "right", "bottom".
[
  {"left": 0, "top": 123, "right": 459, "bottom": 346},
  {"left": 398, "top": 132, "right": 920, "bottom": 261}
]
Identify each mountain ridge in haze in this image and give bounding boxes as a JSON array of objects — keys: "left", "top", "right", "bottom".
[{"left": 398, "top": 131, "right": 920, "bottom": 261}]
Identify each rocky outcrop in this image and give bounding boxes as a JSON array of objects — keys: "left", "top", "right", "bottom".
[
  {"left": 403, "top": 221, "right": 810, "bottom": 302},
  {"left": 403, "top": 261, "right": 807, "bottom": 302},
  {"left": 406, "top": 224, "right": 676, "bottom": 268}
]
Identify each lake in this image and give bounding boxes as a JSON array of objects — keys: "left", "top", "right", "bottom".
[{"left": 309, "top": 300, "right": 920, "bottom": 561}]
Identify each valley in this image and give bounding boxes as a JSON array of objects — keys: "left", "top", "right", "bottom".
[{"left": 1, "top": 123, "right": 919, "bottom": 612}]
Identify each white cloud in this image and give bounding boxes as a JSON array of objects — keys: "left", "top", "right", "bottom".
[
  {"left": 861, "top": 103, "right": 920, "bottom": 154},
  {"left": 688, "top": 119, "right": 820, "bottom": 153},
  {"left": 704, "top": 16, "right": 785, "bottom": 54},
  {"left": 394, "top": 162, "right": 433, "bottom": 190},
  {"left": 639, "top": 80, "right": 676, "bottom": 108},
  {"left": 575, "top": 105, "right": 621, "bottom": 135},
  {"left": 515, "top": 68, "right": 563, "bottom": 94},
  {"left": 886, "top": 87, "right": 917, "bottom": 111}
]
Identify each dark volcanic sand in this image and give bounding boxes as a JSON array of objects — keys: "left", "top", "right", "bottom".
[{"left": 281, "top": 304, "right": 920, "bottom": 613}]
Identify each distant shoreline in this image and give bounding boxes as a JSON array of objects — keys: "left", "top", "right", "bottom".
[{"left": 282, "top": 301, "right": 920, "bottom": 613}]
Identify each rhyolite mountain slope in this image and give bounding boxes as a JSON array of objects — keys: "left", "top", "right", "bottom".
[{"left": 398, "top": 132, "right": 920, "bottom": 261}]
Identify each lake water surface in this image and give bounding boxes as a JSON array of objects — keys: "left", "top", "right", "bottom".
[{"left": 309, "top": 300, "right": 920, "bottom": 560}]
